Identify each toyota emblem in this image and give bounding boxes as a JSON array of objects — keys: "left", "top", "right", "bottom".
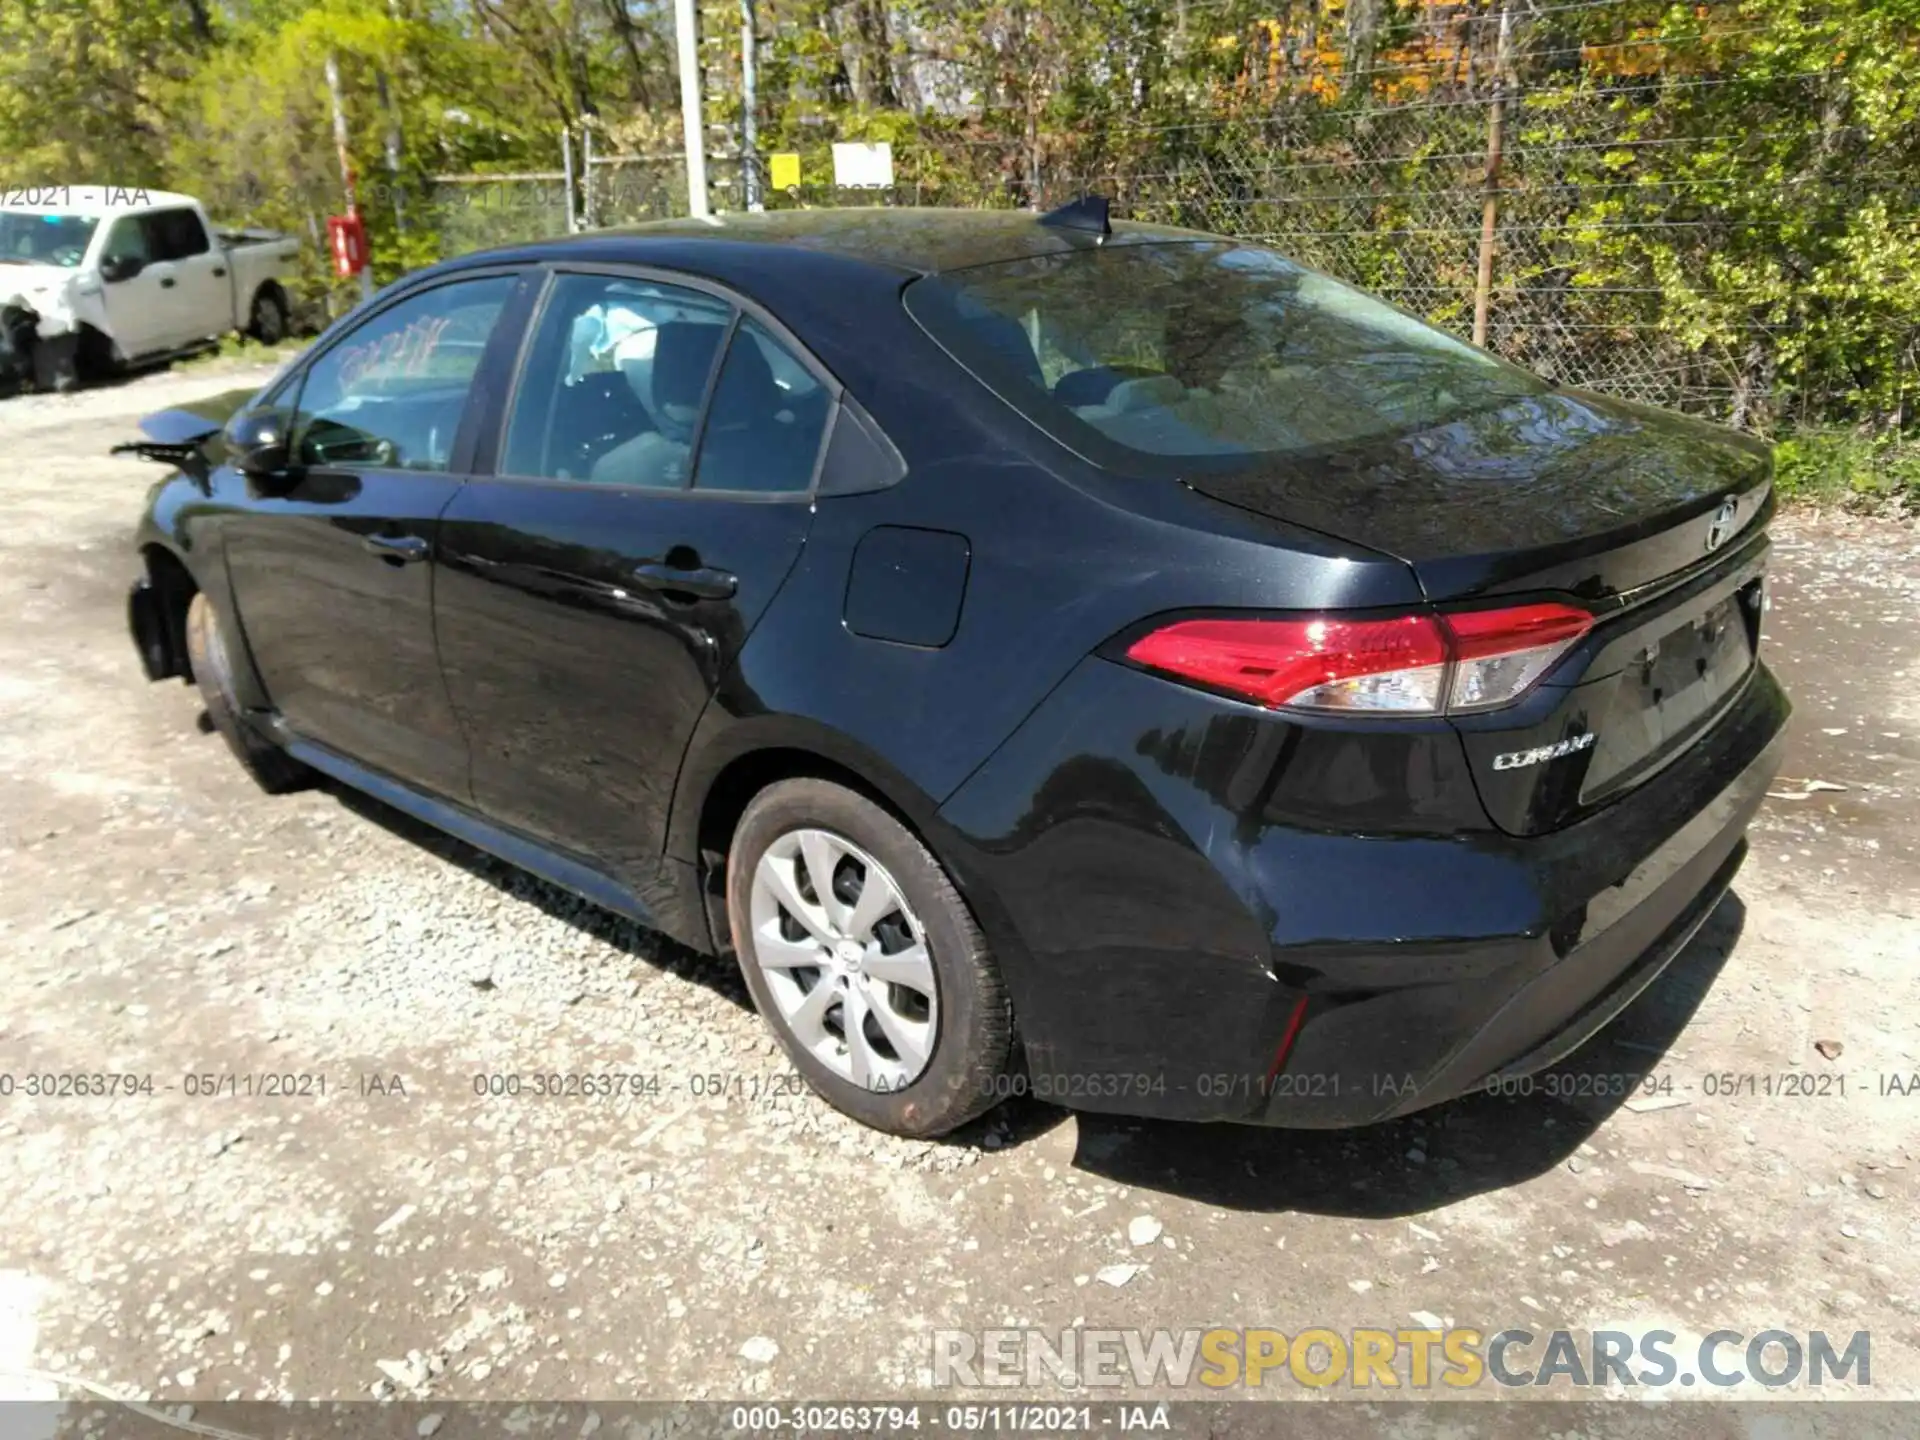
[{"left": 1705, "top": 497, "right": 1739, "bottom": 552}]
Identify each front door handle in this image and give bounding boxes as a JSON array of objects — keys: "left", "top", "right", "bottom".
[
  {"left": 363, "top": 533, "right": 431, "bottom": 565},
  {"left": 159, "top": 277, "right": 176, "bottom": 289},
  {"left": 631, "top": 560, "right": 737, "bottom": 602},
  {"left": 212, "top": 266, "right": 228, "bottom": 278}
]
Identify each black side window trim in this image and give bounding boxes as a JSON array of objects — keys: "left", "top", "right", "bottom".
[
  {"left": 273, "top": 267, "right": 530, "bottom": 479},
  {"left": 475, "top": 260, "right": 846, "bottom": 503}
]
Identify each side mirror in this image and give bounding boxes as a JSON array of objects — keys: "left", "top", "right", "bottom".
[
  {"left": 99, "top": 254, "right": 145, "bottom": 283},
  {"left": 224, "top": 409, "right": 293, "bottom": 481}
]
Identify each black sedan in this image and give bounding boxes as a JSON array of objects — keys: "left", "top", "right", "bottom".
[{"left": 124, "top": 202, "right": 1788, "bottom": 1137}]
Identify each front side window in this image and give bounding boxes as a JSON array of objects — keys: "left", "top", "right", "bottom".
[
  {"left": 905, "top": 241, "right": 1547, "bottom": 471},
  {"left": 291, "top": 275, "right": 513, "bottom": 471},
  {"left": 692, "top": 318, "right": 831, "bottom": 494},
  {"left": 503, "top": 273, "right": 732, "bottom": 486},
  {"left": 97, "top": 215, "right": 150, "bottom": 270}
]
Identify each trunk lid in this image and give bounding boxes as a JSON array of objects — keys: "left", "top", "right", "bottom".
[
  {"left": 1184, "top": 388, "right": 1775, "bottom": 835},
  {"left": 1181, "top": 388, "right": 1772, "bottom": 605}
]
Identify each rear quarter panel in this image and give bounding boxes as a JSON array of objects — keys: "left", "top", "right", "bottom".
[{"left": 666, "top": 316, "right": 1431, "bottom": 1010}]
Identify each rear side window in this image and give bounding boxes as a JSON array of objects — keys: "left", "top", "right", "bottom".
[
  {"left": 502, "top": 274, "right": 732, "bottom": 486},
  {"left": 904, "top": 241, "right": 1546, "bottom": 473},
  {"left": 143, "top": 208, "right": 210, "bottom": 260},
  {"left": 691, "top": 318, "right": 831, "bottom": 494}
]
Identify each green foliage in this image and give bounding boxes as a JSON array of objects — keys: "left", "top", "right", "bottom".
[
  {"left": 0, "top": 0, "right": 1912, "bottom": 460},
  {"left": 1774, "top": 429, "right": 1920, "bottom": 511}
]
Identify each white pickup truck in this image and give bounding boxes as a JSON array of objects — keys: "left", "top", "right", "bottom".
[{"left": 0, "top": 186, "right": 300, "bottom": 391}]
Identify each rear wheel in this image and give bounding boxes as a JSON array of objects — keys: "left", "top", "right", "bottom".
[
  {"left": 727, "top": 778, "right": 1012, "bottom": 1137},
  {"left": 185, "top": 592, "right": 311, "bottom": 794},
  {"left": 248, "top": 286, "right": 288, "bottom": 345}
]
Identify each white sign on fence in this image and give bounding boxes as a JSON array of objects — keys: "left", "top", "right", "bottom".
[{"left": 831, "top": 142, "right": 895, "bottom": 190}]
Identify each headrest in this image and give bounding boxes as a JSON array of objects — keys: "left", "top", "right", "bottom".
[{"left": 651, "top": 322, "right": 726, "bottom": 413}]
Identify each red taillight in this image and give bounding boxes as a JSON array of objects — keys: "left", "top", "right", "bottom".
[
  {"left": 1125, "top": 615, "right": 1448, "bottom": 713},
  {"left": 1441, "top": 603, "right": 1594, "bottom": 712},
  {"left": 1124, "top": 603, "right": 1592, "bottom": 716}
]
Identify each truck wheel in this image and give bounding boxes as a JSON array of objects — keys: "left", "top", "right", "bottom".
[
  {"left": 185, "top": 593, "right": 311, "bottom": 794},
  {"left": 30, "top": 331, "right": 79, "bottom": 393},
  {"left": 249, "top": 288, "right": 289, "bottom": 345}
]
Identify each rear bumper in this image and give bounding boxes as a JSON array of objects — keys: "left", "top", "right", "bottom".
[{"left": 936, "top": 656, "right": 1789, "bottom": 1127}]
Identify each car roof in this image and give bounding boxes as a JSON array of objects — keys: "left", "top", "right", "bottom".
[
  {"left": 454, "top": 207, "right": 1220, "bottom": 278},
  {"left": 0, "top": 186, "right": 198, "bottom": 216}
]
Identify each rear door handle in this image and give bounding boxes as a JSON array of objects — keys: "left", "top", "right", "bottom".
[
  {"left": 159, "top": 277, "right": 176, "bottom": 289},
  {"left": 212, "top": 266, "right": 227, "bottom": 278},
  {"left": 631, "top": 561, "right": 737, "bottom": 602},
  {"left": 363, "top": 533, "right": 431, "bottom": 564}
]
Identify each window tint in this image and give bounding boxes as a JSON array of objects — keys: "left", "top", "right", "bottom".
[
  {"left": 291, "top": 275, "right": 513, "bottom": 472},
  {"left": 143, "top": 208, "right": 210, "bottom": 260},
  {"left": 905, "top": 242, "right": 1546, "bottom": 472},
  {"left": 691, "top": 318, "right": 830, "bottom": 494},
  {"left": 503, "top": 273, "right": 731, "bottom": 486},
  {"left": 98, "top": 216, "right": 149, "bottom": 267}
]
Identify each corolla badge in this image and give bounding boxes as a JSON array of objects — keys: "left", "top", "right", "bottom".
[
  {"left": 1492, "top": 732, "right": 1597, "bottom": 771},
  {"left": 1705, "top": 497, "right": 1740, "bottom": 552}
]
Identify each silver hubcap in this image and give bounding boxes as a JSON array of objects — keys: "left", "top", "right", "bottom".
[{"left": 748, "top": 828, "right": 937, "bottom": 1091}]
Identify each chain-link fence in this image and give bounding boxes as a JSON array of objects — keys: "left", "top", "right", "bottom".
[{"left": 417, "top": 5, "right": 1916, "bottom": 436}]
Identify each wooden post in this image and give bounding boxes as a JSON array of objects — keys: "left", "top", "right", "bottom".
[
  {"left": 325, "top": 52, "right": 375, "bottom": 304},
  {"left": 1472, "top": 0, "right": 1511, "bottom": 349}
]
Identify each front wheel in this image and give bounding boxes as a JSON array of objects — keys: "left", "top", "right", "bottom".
[
  {"left": 29, "top": 330, "right": 79, "bottom": 393},
  {"left": 185, "top": 592, "right": 311, "bottom": 794},
  {"left": 727, "top": 778, "right": 1013, "bottom": 1137}
]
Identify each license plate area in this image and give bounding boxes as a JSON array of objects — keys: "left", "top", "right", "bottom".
[
  {"left": 1448, "top": 546, "right": 1768, "bottom": 836},
  {"left": 1578, "top": 582, "right": 1760, "bottom": 804}
]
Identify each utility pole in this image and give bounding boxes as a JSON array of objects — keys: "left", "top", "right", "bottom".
[
  {"left": 583, "top": 124, "right": 596, "bottom": 228},
  {"left": 561, "top": 126, "right": 579, "bottom": 233},
  {"left": 673, "top": 0, "right": 710, "bottom": 218},
  {"left": 740, "top": 0, "right": 761, "bottom": 210},
  {"left": 376, "top": 0, "right": 407, "bottom": 238},
  {"left": 1471, "top": 0, "right": 1512, "bottom": 349},
  {"left": 375, "top": 68, "right": 407, "bottom": 236},
  {"left": 325, "top": 51, "right": 376, "bottom": 304}
]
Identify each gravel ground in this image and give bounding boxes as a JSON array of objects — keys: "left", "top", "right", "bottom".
[{"left": 1, "top": 365, "right": 1917, "bottom": 1413}]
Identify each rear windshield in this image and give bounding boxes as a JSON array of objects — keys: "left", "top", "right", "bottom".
[{"left": 904, "top": 241, "right": 1547, "bottom": 471}]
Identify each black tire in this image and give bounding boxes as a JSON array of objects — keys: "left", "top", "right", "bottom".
[
  {"left": 185, "top": 592, "right": 311, "bottom": 794},
  {"left": 727, "top": 778, "right": 1013, "bottom": 1138},
  {"left": 248, "top": 286, "right": 288, "bottom": 345},
  {"left": 30, "top": 331, "right": 79, "bottom": 393}
]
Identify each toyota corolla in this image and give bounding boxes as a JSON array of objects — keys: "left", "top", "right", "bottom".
[{"left": 123, "top": 202, "right": 1788, "bottom": 1137}]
